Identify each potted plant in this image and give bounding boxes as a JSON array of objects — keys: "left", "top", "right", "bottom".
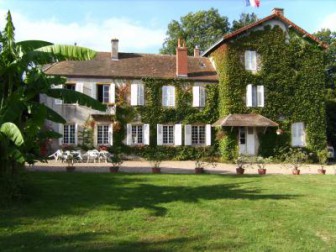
[
  {"left": 235, "top": 155, "right": 250, "bottom": 175},
  {"left": 107, "top": 147, "right": 123, "bottom": 173},
  {"left": 317, "top": 149, "right": 328, "bottom": 174},
  {"left": 194, "top": 148, "right": 217, "bottom": 174},
  {"left": 254, "top": 156, "right": 272, "bottom": 175},
  {"left": 65, "top": 153, "right": 75, "bottom": 172},
  {"left": 284, "top": 148, "right": 308, "bottom": 175},
  {"left": 146, "top": 148, "right": 163, "bottom": 173}
]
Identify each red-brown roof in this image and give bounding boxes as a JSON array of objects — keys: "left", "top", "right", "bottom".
[
  {"left": 203, "top": 12, "right": 327, "bottom": 56},
  {"left": 45, "top": 52, "right": 218, "bottom": 82}
]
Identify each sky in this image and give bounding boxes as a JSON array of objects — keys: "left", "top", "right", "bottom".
[{"left": 0, "top": 0, "right": 335, "bottom": 53}]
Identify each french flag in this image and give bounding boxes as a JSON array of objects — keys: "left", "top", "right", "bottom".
[{"left": 245, "top": 0, "right": 260, "bottom": 8}]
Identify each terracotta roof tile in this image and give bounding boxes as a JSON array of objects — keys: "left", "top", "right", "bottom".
[
  {"left": 212, "top": 114, "right": 278, "bottom": 127},
  {"left": 45, "top": 52, "right": 218, "bottom": 82}
]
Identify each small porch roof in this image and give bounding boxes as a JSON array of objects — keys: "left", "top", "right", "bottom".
[{"left": 212, "top": 114, "right": 279, "bottom": 127}]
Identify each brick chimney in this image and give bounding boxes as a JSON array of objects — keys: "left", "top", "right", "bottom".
[
  {"left": 176, "top": 38, "right": 188, "bottom": 77},
  {"left": 194, "top": 46, "right": 200, "bottom": 57},
  {"left": 111, "top": 38, "right": 119, "bottom": 60},
  {"left": 272, "top": 8, "right": 284, "bottom": 16}
]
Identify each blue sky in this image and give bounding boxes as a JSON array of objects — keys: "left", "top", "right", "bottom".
[{"left": 0, "top": 0, "right": 335, "bottom": 53}]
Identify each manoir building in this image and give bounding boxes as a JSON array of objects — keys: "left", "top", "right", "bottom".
[{"left": 43, "top": 8, "right": 327, "bottom": 159}]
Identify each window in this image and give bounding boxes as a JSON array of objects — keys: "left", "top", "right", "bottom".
[
  {"left": 246, "top": 84, "right": 264, "bottom": 107},
  {"left": 63, "top": 124, "right": 76, "bottom": 144},
  {"left": 97, "top": 125, "right": 112, "bottom": 145},
  {"left": 192, "top": 125, "right": 206, "bottom": 145},
  {"left": 162, "top": 125, "right": 174, "bottom": 145},
  {"left": 126, "top": 124, "right": 150, "bottom": 145},
  {"left": 193, "top": 86, "right": 206, "bottom": 107},
  {"left": 65, "top": 83, "right": 75, "bottom": 91},
  {"left": 96, "top": 83, "right": 115, "bottom": 104},
  {"left": 132, "top": 125, "right": 143, "bottom": 144},
  {"left": 245, "top": 50, "right": 257, "bottom": 71},
  {"left": 131, "top": 83, "right": 145, "bottom": 106},
  {"left": 162, "top": 85, "right": 175, "bottom": 107},
  {"left": 292, "top": 122, "right": 306, "bottom": 147}
]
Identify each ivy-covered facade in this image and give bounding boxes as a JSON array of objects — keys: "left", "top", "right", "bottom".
[{"left": 44, "top": 8, "right": 327, "bottom": 160}]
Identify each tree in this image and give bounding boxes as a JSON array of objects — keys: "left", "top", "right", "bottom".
[
  {"left": 160, "top": 8, "right": 230, "bottom": 55},
  {"left": 231, "top": 13, "right": 258, "bottom": 32},
  {"left": 0, "top": 11, "right": 106, "bottom": 201}
]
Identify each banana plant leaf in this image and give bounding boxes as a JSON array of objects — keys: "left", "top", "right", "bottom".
[
  {"left": 0, "top": 122, "right": 24, "bottom": 146},
  {"left": 36, "top": 44, "right": 96, "bottom": 61}
]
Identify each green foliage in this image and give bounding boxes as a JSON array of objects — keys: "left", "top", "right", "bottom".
[
  {"left": 283, "top": 148, "right": 309, "bottom": 170},
  {"left": 212, "top": 25, "right": 327, "bottom": 159},
  {"left": 231, "top": 13, "right": 258, "bottom": 32},
  {"left": 218, "top": 128, "right": 238, "bottom": 161},
  {"left": 160, "top": 8, "right": 230, "bottom": 54}
]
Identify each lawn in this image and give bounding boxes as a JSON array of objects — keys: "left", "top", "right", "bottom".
[{"left": 1, "top": 172, "right": 336, "bottom": 251}]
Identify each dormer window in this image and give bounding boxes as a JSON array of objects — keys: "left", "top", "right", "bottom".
[{"left": 245, "top": 50, "right": 257, "bottom": 72}]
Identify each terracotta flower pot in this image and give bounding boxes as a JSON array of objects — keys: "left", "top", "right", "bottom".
[
  {"left": 195, "top": 167, "right": 204, "bottom": 174},
  {"left": 318, "top": 169, "right": 326, "bottom": 175},
  {"left": 152, "top": 167, "right": 161, "bottom": 174},
  {"left": 236, "top": 167, "right": 245, "bottom": 175},
  {"left": 258, "top": 168, "right": 267, "bottom": 175},
  {"left": 66, "top": 166, "right": 75, "bottom": 172},
  {"left": 109, "top": 166, "right": 119, "bottom": 173},
  {"left": 292, "top": 169, "right": 300, "bottom": 175}
]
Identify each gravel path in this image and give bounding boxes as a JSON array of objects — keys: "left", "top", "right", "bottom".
[{"left": 26, "top": 160, "right": 336, "bottom": 175}]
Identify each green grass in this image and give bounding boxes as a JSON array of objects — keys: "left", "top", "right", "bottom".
[{"left": 1, "top": 172, "right": 336, "bottom": 251}]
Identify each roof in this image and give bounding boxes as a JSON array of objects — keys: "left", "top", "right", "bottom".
[
  {"left": 45, "top": 52, "right": 218, "bottom": 82},
  {"left": 212, "top": 114, "right": 279, "bottom": 127},
  {"left": 202, "top": 11, "right": 327, "bottom": 56}
]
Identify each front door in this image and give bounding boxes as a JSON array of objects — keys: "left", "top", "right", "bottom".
[{"left": 239, "top": 127, "right": 258, "bottom": 156}]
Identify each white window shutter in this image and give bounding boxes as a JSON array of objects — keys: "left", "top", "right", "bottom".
[
  {"left": 126, "top": 124, "right": 132, "bottom": 145},
  {"left": 257, "top": 85, "right": 264, "bottom": 107},
  {"left": 193, "top": 86, "right": 200, "bottom": 107},
  {"left": 162, "top": 86, "right": 167, "bottom": 106},
  {"left": 246, "top": 84, "right": 253, "bottom": 107},
  {"left": 131, "top": 84, "right": 138, "bottom": 106},
  {"left": 91, "top": 83, "right": 97, "bottom": 99},
  {"left": 174, "top": 124, "right": 182, "bottom": 146},
  {"left": 206, "top": 124, "right": 211, "bottom": 146},
  {"left": 185, "top": 125, "right": 192, "bottom": 146},
  {"left": 171, "top": 86, "right": 176, "bottom": 106},
  {"left": 58, "top": 124, "right": 64, "bottom": 145},
  {"left": 251, "top": 51, "right": 257, "bottom": 71},
  {"left": 75, "top": 82, "right": 84, "bottom": 93},
  {"left": 109, "top": 83, "right": 115, "bottom": 104},
  {"left": 299, "top": 122, "right": 305, "bottom": 146},
  {"left": 139, "top": 84, "right": 145, "bottom": 105},
  {"left": 75, "top": 124, "right": 78, "bottom": 145},
  {"left": 53, "top": 84, "right": 63, "bottom": 105},
  {"left": 245, "top": 51, "right": 251, "bottom": 70},
  {"left": 157, "top": 124, "right": 163, "bottom": 145},
  {"left": 108, "top": 124, "right": 113, "bottom": 145},
  {"left": 144, "top": 124, "right": 150, "bottom": 145}
]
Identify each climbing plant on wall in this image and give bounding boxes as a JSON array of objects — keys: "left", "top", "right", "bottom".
[{"left": 212, "top": 25, "right": 326, "bottom": 160}]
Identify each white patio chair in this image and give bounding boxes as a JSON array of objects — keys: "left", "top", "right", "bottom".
[
  {"left": 99, "top": 150, "right": 111, "bottom": 163},
  {"left": 83, "top": 150, "right": 100, "bottom": 163},
  {"left": 48, "top": 149, "right": 63, "bottom": 161}
]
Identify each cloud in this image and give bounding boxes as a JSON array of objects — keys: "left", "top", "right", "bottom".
[
  {"left": 318, "top": 12, "right": 336, "bottom": 31},
  {"left": 0, "top": 9, "right": 166, "bottom": 53}
]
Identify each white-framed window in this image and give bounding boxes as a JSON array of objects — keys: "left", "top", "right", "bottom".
[
  {"left": 63, "top": 124, "right": 77, "bottom": 145},
  {"left": 157, "top": 124, "right": 182, "bottom": 146},
  {"left": 96, "top": 83, "right": 115, "bottom": 104},
  {"left": 246, "top": 84, "right": 264, "bottom": 107},
  {"left": 162, "top": 85, "right": 175, "bottom": 107},
  {"left": 97, "top": 124, "right": 113, "bottom": 145},
  {"left": 245, "top": 50, "right": 257, "bottom": 71},
  {"left": 52, "top": 84, "right": 63, "bottom": 105},
  {"left": 126, "top": 124, "right": 150, "bottom": 145},
  {"left": 131, "top": 83, "right": 145, "bottom": 106},
  {"left": 192, "top": 86, "right": 206, "bottom": 107},
  {"left": 291, "top": 122, "right": 306, "bottom": 147},
  {"left": 185, "top": 124, "right": 211, "bottom": 146}
]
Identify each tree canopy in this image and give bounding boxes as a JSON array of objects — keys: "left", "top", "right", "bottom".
[{"left": 160, "top": 9, "right": 258, "bottom": 55}]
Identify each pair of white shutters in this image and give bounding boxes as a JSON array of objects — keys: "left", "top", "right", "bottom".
[
  {"left": 246, "top": 84, "right": 264, "bottom": 107},
  {"left": 91, "top": 83, "right": 115, "bottom": 104},
  {"left": 54, "top": 82, "right": 84, "bottom": 105},
  {"left": 292, "top": 122, "right": 306, "bottom": 147},
  {"left": 131, "top": 83, "right": 145, "bottom": 106},
  {"left": 192, "top": 86, "right": 206, "bottom": 107},
  {"left": 156, "top": 124, "right": 211, "bottom": 146},
  {"left": 126, "top": 124, "right": 150, "bottom": 145},
  {"left": 162, "top": 86, "right": 175, "bottom": 107},
  {"left": 245, "top": 50, "right": 257, "bottom": 71}
]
